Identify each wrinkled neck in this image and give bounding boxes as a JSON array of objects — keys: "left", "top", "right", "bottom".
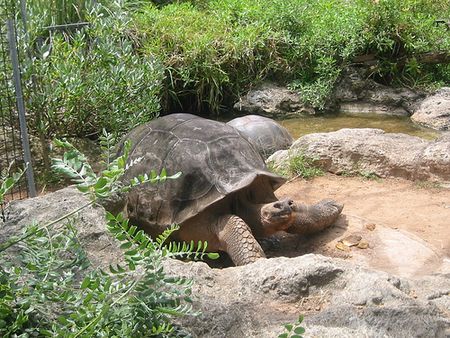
[{"left": 232, "top": 196, "right": 265, "bottom": 237}]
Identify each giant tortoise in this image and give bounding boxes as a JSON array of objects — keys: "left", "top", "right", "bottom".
[
  {"left": 227, "top": 114, "right": 293, "bottom": 158},
  {"left": 116, "top": 113, "right": 343, "bottom": 265}
]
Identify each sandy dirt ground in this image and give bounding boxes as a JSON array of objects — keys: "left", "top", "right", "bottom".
[{"left": 269, "top": 174, "right": 450, "bottom": 278}]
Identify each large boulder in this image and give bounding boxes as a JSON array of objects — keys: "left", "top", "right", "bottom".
[
  {"left": 233, "top": 82, "right": 315, "bottom": 118},
  {"left": 411, "top": 87, "right": 450, "bottom": 131},
  {"left": 165, "top": 255, "right": 450, "bottom": 337},
  {"left": 0, "top": 186, "right": 122, "bottom": 269},
  {"left": 269, "top": 128, "right": 450, "bottom": 182}
]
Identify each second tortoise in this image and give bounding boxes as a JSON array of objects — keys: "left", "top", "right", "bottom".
[{"left": 227, "top": 114, "right": 293, "bottom": 158}]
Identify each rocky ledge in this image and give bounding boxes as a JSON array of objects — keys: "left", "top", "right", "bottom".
[
  {"left": 166, "top": 255, "right": 449, "bottom": 338},
  {"left": 1, "top": 187, "right": 449, "bottom": 337},
  {"left": 269, "top": 128, "right": 450, "bottom": 182}
]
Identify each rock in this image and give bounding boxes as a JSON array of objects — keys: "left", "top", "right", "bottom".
[
  {"left": 334, "top": 67, "right": 426, "bottom": 116},
  {"left": 163, "top": 255, "right": 450, "bottom": 337},
  {"left": 269, "top": 128, "right": 450, "bottom": 182},
  {"left": 233, "top": 82, "right": 314, "bottom": 118},
  {"left": 412, "top": 87, "right": 450, "bottom": 131},
  {"left": 233, "top": 70, "right": 427, "bottom": 119},
  {"left": 1, "top": 188, "right": 449, "bottom": 337},
  {"left": 0, "top": 186, "right": 122, "bottom": 269}
]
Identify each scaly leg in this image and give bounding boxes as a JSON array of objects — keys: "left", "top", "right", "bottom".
[{"left": 218, "top": 215, "right": 266, "bottom": 266}]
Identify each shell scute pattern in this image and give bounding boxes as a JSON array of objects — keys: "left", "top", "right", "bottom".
[{"left": 118, "top": 113, "right": 284, "bottom": 231}]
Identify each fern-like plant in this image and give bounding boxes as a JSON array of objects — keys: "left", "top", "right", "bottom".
[
  {"left": 0, "top": 134, "right": 216, "bottom": 337},
  {"left": 278, "top": 315, "right": 306, "bottom": 338}
]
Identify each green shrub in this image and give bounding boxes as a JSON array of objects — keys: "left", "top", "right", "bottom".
[
  {"left": 133, "top": 0, "right": 449, "bottom": 114},
  {"left": 22, "top": 1, "right": 164, "bottom": 139},
  {"left": 0, "top": 137, "right": 215, "bottom": 336},
  {"left": 287, "top": 153, "right": 324, "bottom": 179},
  {"left": 365, "top": 0, "right": 450, "bottom": 87},
  {"left": 268, "top": 151, "right": 324, "bottom": 180},
  {"left": 135, "top": 2, "right": 277, "bottom": 112},
  {"left": 25, "top": 0, "right": 89, "bottom": 27}
]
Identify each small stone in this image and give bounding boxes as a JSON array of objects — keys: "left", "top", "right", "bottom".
[
  {"left": 336, "top": 242, "right": 350, "bottom": 251},
  {"left": 365, "top": 223, "right": 376, "bottom": 231},
  {"left": 341, "top": 235, "right": 362, "bottom": 247},
  {"left": 357, "top": 241, "right": 369, "bottom": 249}
]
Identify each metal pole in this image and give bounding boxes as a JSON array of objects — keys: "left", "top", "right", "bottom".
[{"left": 6, "top": 19, "right": 36, "bottom": 197}]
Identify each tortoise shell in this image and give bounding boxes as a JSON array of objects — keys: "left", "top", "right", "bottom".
[
  {"left": 227, "top": 115, "right": 293, "bottom": 158},
  {"left": 118, "top": 113, "right": 285, "bottom": 230}
]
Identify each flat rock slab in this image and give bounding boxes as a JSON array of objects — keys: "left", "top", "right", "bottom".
[
  {"left": 166, "top": 255, "right": 450, "bottom": 337},
  {"left": 269, "top": 128, "right": 450, "bottom": 182},
  {"left": 265, "top": 214, "right": 447, "bottom": 278}
]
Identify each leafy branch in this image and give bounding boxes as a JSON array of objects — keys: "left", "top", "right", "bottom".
[
  {"left": 278, "top": 315, "right": 306, "bottom": 338},
  {"left": 0, "top": 165, "right": 25, "bottom": 205},
  {"left": 0, "top": 131, "right": 215, "bottom": 336}
]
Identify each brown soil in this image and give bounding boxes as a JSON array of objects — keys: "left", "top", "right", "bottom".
[{"left": 269, "top": 174, "right": 450, "bottom": 278}]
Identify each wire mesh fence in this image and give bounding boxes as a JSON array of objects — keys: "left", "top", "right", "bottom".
[{"left": 0, "top": 0, "right": 36, "bottom": 220}]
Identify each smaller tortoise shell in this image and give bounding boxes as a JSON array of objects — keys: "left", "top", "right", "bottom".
[{"left": 227, "top": 115, "right": 293, "bottom": 158}]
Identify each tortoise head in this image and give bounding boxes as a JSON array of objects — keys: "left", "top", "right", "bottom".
[{"left": 260, "top": 198, "right": 296, "bottom": 236}]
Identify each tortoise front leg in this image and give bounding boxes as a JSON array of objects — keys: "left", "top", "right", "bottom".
[
  {"left": 287, "top": 199, "right": 344, "bottom": 236},
  {"left": 218, "top": 215, "right": 266, "bottom": 266}
]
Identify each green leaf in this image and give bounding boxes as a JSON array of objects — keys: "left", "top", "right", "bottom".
[
  {"left": 207, "top": 252, "right": 220, "bottom": 260},
  {"left": 94, "top": 177, "right": 108, "bottom": 189},
  {"left": 284, "top": 324, "right": 293, "bottom": 331},
  {"left": 83, "top": 292, "right": 94, "bottom": 305},
  {"left": 105, "top": 212, "right": 116, "bottom": 221},
  {"left": 128, "top": 260, "right": 136, "bottom": 271},
  {"left": 81, "top": 277, "right": 91, "bottom": 289},
  {"left": 120, "top": 241, "right": 133, "bottom": 250},
  {"left": 125, "top": 248, "right": 138, "bottom": 256},
  {"left": 294, "top": 327, "right": 306, "bottom": 334},
  {"left": 278, "top": 334, "right": 288, "bottom": 338},
  {"left": 57, "top": 315, "right": 69, "bottom": 325}
]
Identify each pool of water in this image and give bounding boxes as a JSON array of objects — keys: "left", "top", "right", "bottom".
[{"left": 278, "top": 113, "right": 440, "bottom": 140}]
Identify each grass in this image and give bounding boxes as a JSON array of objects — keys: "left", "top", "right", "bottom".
[
  {"left": 268, "top": 151, "right": 324, "bottom": 180},
  {"left": 288, "top": 153, "right": 324, "bottom": 179},
  {"left": 132, "top": 0, "right": 450, "bottom": 114}
]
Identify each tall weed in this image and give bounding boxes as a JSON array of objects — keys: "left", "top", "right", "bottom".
[{"left": 135, "top": 0, "right": 450, "bottom": 113}]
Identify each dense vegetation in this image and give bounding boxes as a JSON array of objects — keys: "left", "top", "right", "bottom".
[
  {"left": 2, "top": 1, "right": 448, "bottom": 335},
  {"left": 135, "top": 0, "right": 449, "bottom": 112},
  {"left": 0, "top": 137, "right": 216, "bottom": 336},
  {"left": 19, "top": 0, "right": 449, "bottom": 140}
]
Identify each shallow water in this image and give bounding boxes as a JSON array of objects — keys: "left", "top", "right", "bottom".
[{"left": 278, "top": 113, "right": 440, "bottom": 140}]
